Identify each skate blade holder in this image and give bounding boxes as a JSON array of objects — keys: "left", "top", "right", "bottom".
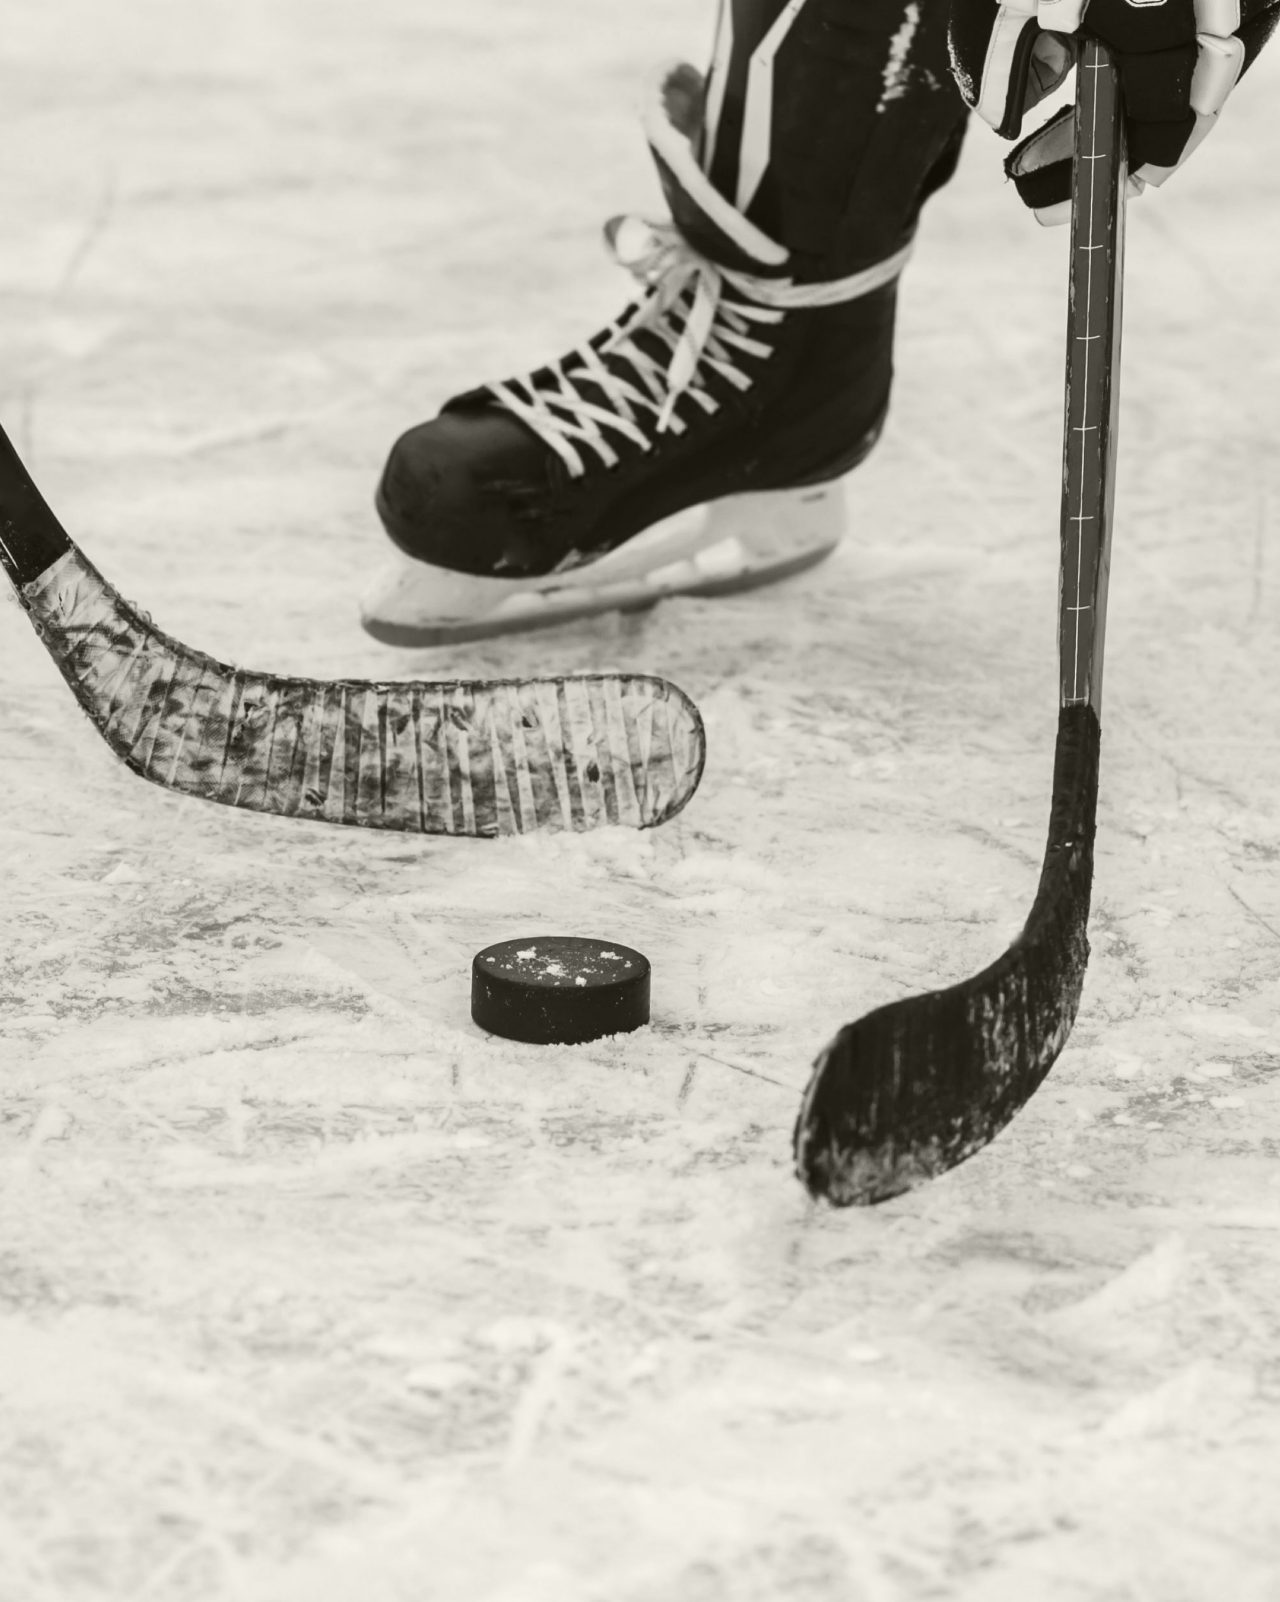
[{"left": 362, "top": 484, "right": 845, "bottom": 645}]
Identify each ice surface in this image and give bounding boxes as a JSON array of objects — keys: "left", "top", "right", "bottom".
[{"left": 2, "top": 2, "right": 1279, "bottom": 1599}]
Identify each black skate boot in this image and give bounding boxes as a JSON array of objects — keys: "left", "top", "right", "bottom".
[{"left": 364, "top": 0, "right": 968, "bottom": 646}]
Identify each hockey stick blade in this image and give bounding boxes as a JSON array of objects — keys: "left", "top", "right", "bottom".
[
  {"left": 0, "top": 427, "right": 705, "bottom": 836},
  {"left": 793, "top": 706, "right": 1098, "bottom": 1204},
  {"left": 793, "top": 41, "right": 1127, "bottom": 1205}
]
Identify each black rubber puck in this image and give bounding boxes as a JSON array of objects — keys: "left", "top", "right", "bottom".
[{"left": 471, "top": 936, "right": 651, "bottom": 1045}]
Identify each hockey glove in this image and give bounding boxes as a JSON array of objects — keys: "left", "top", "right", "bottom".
[{"left": 948, "top": 0, "right": 1280, "bottom": 220}]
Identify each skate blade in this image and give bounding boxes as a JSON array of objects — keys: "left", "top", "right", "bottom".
[{"left": 361, "top": 483, "right": 845, "bottom": 648}]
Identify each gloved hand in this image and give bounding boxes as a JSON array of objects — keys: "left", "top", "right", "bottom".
[{"left": 948, "top": 0, "right": 1280, "bottom": 219}]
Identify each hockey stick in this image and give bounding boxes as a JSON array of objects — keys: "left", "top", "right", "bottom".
[
  {"left": 793, "top": 39, "right": 1126, "bottom": 1204},
  {"left": 0, "top": 429, "right": 705, "bottom": 836}
]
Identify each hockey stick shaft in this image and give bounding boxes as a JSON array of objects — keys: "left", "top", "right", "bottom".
[
  {"left": 791, "top": 45, "right": 1126, "bottom": 1204},
  {"left": 0, "top": 427, "right": 705, "bottom": 835},
  {"left": 1061, "top": 38, "right": 1126, "bottom": 713}
]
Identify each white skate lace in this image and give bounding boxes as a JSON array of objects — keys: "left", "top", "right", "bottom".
[{"left": 488, "top": 217, "right": 913, "bottom": 479}]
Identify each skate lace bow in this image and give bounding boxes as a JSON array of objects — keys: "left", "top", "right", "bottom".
[{"left": 488, "top": 214, "right": 912, "bottom": 478}]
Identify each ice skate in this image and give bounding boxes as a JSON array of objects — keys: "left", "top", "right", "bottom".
[{"left": 364, "top": 3, "right": 968, "bottom": 646}]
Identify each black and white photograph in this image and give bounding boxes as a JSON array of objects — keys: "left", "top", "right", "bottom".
[{"left": 2, "top": 1, "right": 1278, "bottom": 1597}]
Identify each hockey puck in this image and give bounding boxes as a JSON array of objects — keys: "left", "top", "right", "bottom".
[{"left": 471, "top": 936, "right": 650, "bottom": 1045}]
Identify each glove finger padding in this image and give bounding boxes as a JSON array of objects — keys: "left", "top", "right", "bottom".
[
  {"left": 948, "top": 0, "right": 1076, "bottom": 136},
  {"left": 950, "top": 0, "right": 1280, "bottom": 220},
  {"left": 1005, "top": 103, "right": 1150, "bottom": 222}
]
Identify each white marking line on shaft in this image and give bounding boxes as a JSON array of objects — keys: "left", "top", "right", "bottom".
[{"left": 1073, "top": 46, "right": 1103, "bottom": 701}]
